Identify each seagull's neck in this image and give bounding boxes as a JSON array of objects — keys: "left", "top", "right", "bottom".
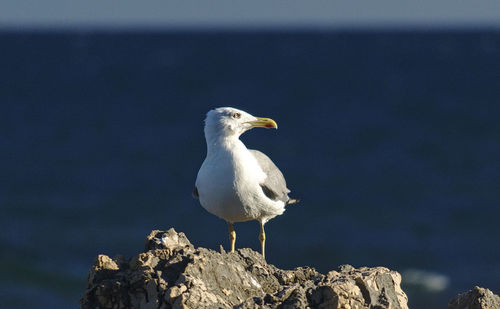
[{"left": 205, "top": 133, "right": 246, "bottom": 156}]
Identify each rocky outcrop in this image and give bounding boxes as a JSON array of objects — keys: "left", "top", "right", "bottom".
[
  {"left": 80, "top": 228, "right": 410, "bottom": 309},
  {"left": 448, "top": 286, "right": 500, "bottom": 309}
]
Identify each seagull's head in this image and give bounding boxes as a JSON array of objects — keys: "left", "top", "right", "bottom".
[{"left": 204, "top": 107, "right": 277, "bottom": 140}]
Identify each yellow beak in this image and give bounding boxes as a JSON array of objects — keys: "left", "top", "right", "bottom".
[{"left": 246, "top": 117, "right": 278, "bottom": 129}]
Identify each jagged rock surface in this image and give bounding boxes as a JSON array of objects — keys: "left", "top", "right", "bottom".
[
  {"left": 80, "top": 228, "right": 409, "bottom": 309},
  {"left": 448, "top": 286, "right": 500, "bottom": 309}
]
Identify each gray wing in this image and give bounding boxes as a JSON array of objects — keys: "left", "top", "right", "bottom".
[{"left": 249, "top": 149, "right": 298, "bottom": 205}]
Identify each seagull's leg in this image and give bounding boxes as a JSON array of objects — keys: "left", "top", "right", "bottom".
[
  {"left": 259, "top": 221, "right": 266, "bottom": 259},
  {"left": 228, "top": 222, "right": 236, "bottom": 253}
]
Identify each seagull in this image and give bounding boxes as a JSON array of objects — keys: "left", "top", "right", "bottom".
[{"left": 194, "top": 107, "right": 298, "bottom": 258}]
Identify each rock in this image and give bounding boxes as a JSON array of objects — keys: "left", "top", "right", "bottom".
[
  {"left": 80, "top": 228, "right": 409, "bottom": 309},
  {"left": 448, "top": 286, "right": 500, "bottom": 309}
]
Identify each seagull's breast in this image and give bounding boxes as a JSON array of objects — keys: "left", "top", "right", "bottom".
[
  {"left": 196, "top": 150, "right": 239, "bottom": 209},
  {"left": 195, "top": 140, "right": 272, "bottom": 222}
]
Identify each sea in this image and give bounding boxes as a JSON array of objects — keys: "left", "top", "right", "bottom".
[{"left": 1, "top": 29, "right": 499, "bottom": 309}]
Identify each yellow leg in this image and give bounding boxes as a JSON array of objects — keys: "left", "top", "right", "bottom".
[
  {"left": 228, "top": 222, "right": 236, "bottom": 253},
  {"left": 259, "top": 222, "right": 266, "bottom": 259}
]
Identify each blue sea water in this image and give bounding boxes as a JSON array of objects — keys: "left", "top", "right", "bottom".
[{"left": 1, "top": 30, "right": 499, "bottom": 308}]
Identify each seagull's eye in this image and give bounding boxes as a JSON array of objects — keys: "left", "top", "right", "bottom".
[{"left": 232, "top": 112, "right": 241, "bottom": 119}]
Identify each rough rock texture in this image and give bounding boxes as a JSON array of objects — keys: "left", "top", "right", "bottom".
[
  {"left": 80, "top": 228, "right": 409, "bottom": 309},
  {"left": 448, "top": 286, "right": 500, "bottom": 309}
]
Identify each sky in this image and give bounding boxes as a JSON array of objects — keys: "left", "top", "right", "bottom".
[{"left": 1, "top": 0, "right": 500, "bottom": 29}]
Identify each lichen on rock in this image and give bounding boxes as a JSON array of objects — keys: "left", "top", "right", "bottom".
[{"left": 80, "top": 228, "right": 409, "bottom": 309}]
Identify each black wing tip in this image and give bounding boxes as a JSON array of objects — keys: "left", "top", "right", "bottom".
[
  {"left": 192, "top": 187, "right": 199, "bottom": 199},
  {"left": 286, "top": 198, "right": 300, "bottom": 205},
  {"left": 260, "top": 184, "right": 278, "bottom": 201}
]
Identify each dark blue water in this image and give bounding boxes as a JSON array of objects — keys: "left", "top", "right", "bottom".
[{"left": 1, "top": 30, "right": 499, "bottom": 308}]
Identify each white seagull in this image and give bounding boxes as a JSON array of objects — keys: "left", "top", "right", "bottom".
[{"left": 194, "top": 107, "right": 298, "bottom": 258}]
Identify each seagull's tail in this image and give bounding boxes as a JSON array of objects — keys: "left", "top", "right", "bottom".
[{"left": 286, "top": 198, "right": 300, "bottom": 206}]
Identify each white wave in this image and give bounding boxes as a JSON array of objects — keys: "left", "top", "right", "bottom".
[{"left": 402, "top": 269, "right": 450, "bottom": 292}]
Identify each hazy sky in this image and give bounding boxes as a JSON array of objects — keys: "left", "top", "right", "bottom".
[{"left": 1, "top": 0, "right": 500, "bottom": 29}]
